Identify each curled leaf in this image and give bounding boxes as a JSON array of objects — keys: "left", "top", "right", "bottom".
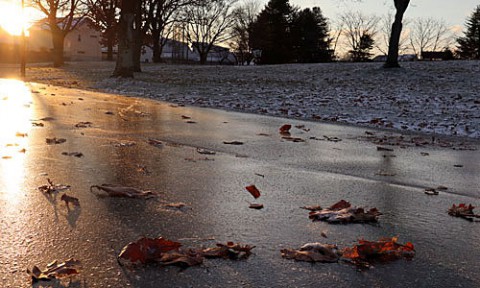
[
  {"left": 448, "top": 203, "right": 480, "bottom": 220},
  {"left": 90, "top": 184, "right": 157, "bottom": 198},
  {"left": 201, "top": 242, "right": 255, "bottom": 259},
  {"left": 27, "top": 258, "right": 81, "bottom": 283},
  {"left": 118, "top": 237, "right": 182, "bottom": 265},
  {"left": 245, "top": 185, "right": 261, "bottom": 199},
  {"left": 341, "top": 237, "right": 415, "bottom": 266},
  {"left": 308, "top": 200, "right": 381, "bottom": 223},
  {"left": 279, "top": 124, "right": 292, "bottom": 135},
  {"left": 281, "top": 243, "right": 339, "bottom": 263},
  {"left": 46, "top": 137, "right": 66, "bottom": 145}
]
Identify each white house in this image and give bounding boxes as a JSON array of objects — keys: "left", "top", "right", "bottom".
[{"left": 28, "top": 18, "right": 102, "bottom": 62}]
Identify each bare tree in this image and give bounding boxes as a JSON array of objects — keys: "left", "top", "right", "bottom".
[
  {"left": 183, "top": 0, "right": 237, "bottom": 64},
  {"left": 339, "top": 11, "right": 380, "bottom": 61},
  {"left": 145, "top": 0, "right": 199, "bottom": 63},
  {"left": 113, "top": 0, "right": 136, "bottom": 77},
  {"left": 376, "top": 12, "right": 410, "bottom": 55},
  {"left": 409, "top": 17, "right": 452, "bottom": 56},
  {"left": 87, "top": 0, "right": 120, "bottom": 61},
  {"left": 229, "top": 0, "right": 259, "bottom": 65},
  {"left": 31, "top": 0, "right": 90, "bottom": 67}
]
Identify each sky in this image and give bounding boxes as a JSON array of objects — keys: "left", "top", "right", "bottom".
[
  {"left": 287, "top": 0, "right": 479, "bottom": 28},
  {"left": 256, "top": 0, "right": 479, "bottom": 30}
]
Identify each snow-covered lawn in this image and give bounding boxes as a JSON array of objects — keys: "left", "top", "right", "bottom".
[{"left": 18, "top": 60, "right": 480, "bottom": 139}]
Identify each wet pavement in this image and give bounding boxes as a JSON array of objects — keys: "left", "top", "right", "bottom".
[{"left": 0, "top": 79, "right": 479, "bottom": 287}]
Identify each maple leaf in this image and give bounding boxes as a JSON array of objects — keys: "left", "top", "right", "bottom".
[
  {"left": 281, "top": 243, "right": 339, "bottom": 263},
  {"left": 118, "top": 237, "right": 182, "bottom": 265},
  {"left": 27, "top": 258, "right": 81, "bottom": 283},
  {"left": 245, "top": 185, "right": 261, "bottom": 199},
  {"left": 341, "top": 237, "right": 415, "bottom": 266},
  {"left": 448, "top": 203, "right": 480, "bottom": 220},
  {"left": 308, "top": 200, "right": 381, "bottom": 223},
  {"left": 90, "top": 184, "right": 157, "bottom": 198}
]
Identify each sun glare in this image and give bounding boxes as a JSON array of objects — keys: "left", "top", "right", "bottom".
[{"left": 0, "top": 2, "right": 39, "bottom": 36}]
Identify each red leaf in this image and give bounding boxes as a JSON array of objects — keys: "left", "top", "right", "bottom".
[
  {"left": 245, "top": 185, "right": 261, "bottom": 199},
  {"left": 341, "top": 237, "right": 415, "bottom": 266},
  {"left": 329, "top": 200, "right": 351, "bottom": 210},
  {"left": 118, "top": 237, "right": 182, "bottom": 265},
  {"left": 279, "top": 124, "right": 291, "bottom": 134}
]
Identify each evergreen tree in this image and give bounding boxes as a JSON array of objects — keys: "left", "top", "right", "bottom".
[
  {"left": 249, "top": 0, "right": 295, "bottom": 64},
  {"left": 349, "top": 33, "right": 374, "bottom": 62},
  {"left": 457, "top": 5, "right": 480, "bottom": 59},
  {"left": 291, "top": 7, "right": 332, "bottom": 63}
]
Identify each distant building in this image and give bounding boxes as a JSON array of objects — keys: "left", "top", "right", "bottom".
[
  {"left": 27, "top": 18, "right": 102, "bottom": 62},
  {"left": 0, "top": 27, "right": 21, "bottom": 63}
]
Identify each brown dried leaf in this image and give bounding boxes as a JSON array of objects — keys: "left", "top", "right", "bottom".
[
  {"left": 90, "top": 184, "right": 157, "bottom": 198},
  {"left": 201, "top": 242, "right": 255, "bottom": 259},
  {"left": 249, "top": 203, "right": 264, "bottom": 209},
  {"left": 341, "top": 237, "right": 415, "bottom": 266},
  {"left": 27, "top": 258, "right": 81, "bottom": 283},
  {"left": 281, "top": 243, "right": 339, "bottom": 263},
  {"left": 118, "top": 237, "right": 182, "bottom": 265},
  {"left": 308, "top": 200, "right": 381, "bottom": 224},
  {"left": 74, "top": 122, "right": 93, "bottom": 128},
  {"left": 147, "top": 138, "right": 163, "bottom": 148},
  {"left": 46, "top": 137, "right": 66, "bottom": 145},
  {"left": 38, "top": 179, "right": 70, "bottom": 194},
  {"left": 61, "top": 152, "right": 83, "bottom": 157},
  {"left": 223, "top": 141, "right": 244, "bottom": 145}
]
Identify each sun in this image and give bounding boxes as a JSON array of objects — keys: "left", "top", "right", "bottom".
[{"left": 0, "top": 2, "right": 40, "bottom": 36}]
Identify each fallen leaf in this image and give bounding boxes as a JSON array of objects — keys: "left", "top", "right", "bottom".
[
  {"left": 377, "top": 146, "right": 394, "bottom": 152},
  {"left": 16, "top": 132, "right": 27, "bottom": 137},
  {"left": 181, "top": 115, "right": 191, "bottom": 119},
  {"left": 118, "top": 237, "right": 183, "bottom": 265},
  {"left": 300, "top": 205, "right": 323, "bottom": 212},
  {"left": 32, "top": 122, "right": 44, "bottom": 127},
  {"left": 323, "top": 135, "right": 342, "bottom": 142},
  {"left": 158, "top": 249, "right": 204, "bottom": 267},
  {"left": 279, "top": 124, "right": 292, "bottom": 134},
  {"left": 282, "top": 136, "right": 305, "bottom": 142},
  {"left": 341, "top": 237, "right": 415, "bottom": 266},
  {"left": 90, "top": 184, "right": 157, "bottom": 198},
  {"left": 295, "top": 125, "right": 310, "bottom": 132},
  {"left": 61, "top": 152, "right": 83, "bottom": 157},
  {"left": 223, "top": 141, "right": 244, "bottom": 145},
  {"left": 74, "top": 121, "right": 93, "bottom": 128},
  {"left": 201, "top": 242, "right": 255, "bottom": 259},
  {"left": 186, "top": 120, "right": 197, "bottom": 124},
  {"left": 308, "top": 200, "right": 382, "bottom": 224},
  {"left": 61, "top": 194, "right": 80, "bottom": 208},
  {"left": 281, "top": 243, "right": 339, "bottom": 263},
  {"left": 46, "top": 138, "right": 66, "bottom": 145},
  {"left": 147, "top": 138, "right": 163, "bottom": 148},
  {"left": 448, "top": 203, "right": 480, "bottom": 221},
  {"left": 165, "top": 202, "right": 187, "bottom": 209},
  {"left": 453, "top": 164, "right": 463, "bottom": 168},
  {"left": 19, "top": 148, "right": 26, "bottom": 153},
  {"left": 245, "top": 185, "right": 261, "bottom": 199},
  {"left": 38, "top": 179, "right": 70, "bottom": 194},
  {"left": 27, "top": 258, "right": 81, "bottom": 283},
  {"left": 249, "top": 203, "right": 264, "bottom": 209},
  {"left": 2, "top": 156, "right": 12, "bottom": 159},
  {"left": 38, "top": 117, "right": 56, "bottom": 121},
  {"left": 112, "top": 141, "right": 136, "bottom": 147},
  {"left": 420, "top": 152, "right": 429, "bottom": 156},
  {"left": 424, "top": 188, "right": 439, "bottom": 195},
  {"left": 196, "top": 148, "right": 216, "bottom": 155},
  {"left": 321, "top": 231, "right": 328, "bottom": 238}
]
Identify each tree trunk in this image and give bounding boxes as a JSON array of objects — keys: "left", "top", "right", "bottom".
[
  {"left": 51, "top": 30, "right": 65, "bottom": 67},
  {"left": 132, "top": 0, "right": 142, "bottom": 72},
  {"left": 199, "top": 53, "right": 208, "bottom": 65},
  {"left": 107, "top": 37, "right": 114, "bottom": 61},
  {"left": 113, "top": 0, "right": 135, "bottom": 78},
  {"left": 152, "top": 30, "right": 162, "bottom": 63},
  {"left": 384, "top": 0, "right": 410, "bottom": 68}
]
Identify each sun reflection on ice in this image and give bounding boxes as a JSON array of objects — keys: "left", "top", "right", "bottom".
[{"left": 0, "top": 79, "right": 32, "bottom": 208}]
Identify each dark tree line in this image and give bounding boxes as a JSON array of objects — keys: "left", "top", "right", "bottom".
[
  {"left": 249, "top": 0, "right": 332, "bottom": 64},
  {"left": 457, "top": 5, "right": 480, "bottom": 60}
]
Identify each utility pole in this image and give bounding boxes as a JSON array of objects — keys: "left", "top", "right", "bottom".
[{"left": 20, "top": 0, "right": 26, "bottom": 78}]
